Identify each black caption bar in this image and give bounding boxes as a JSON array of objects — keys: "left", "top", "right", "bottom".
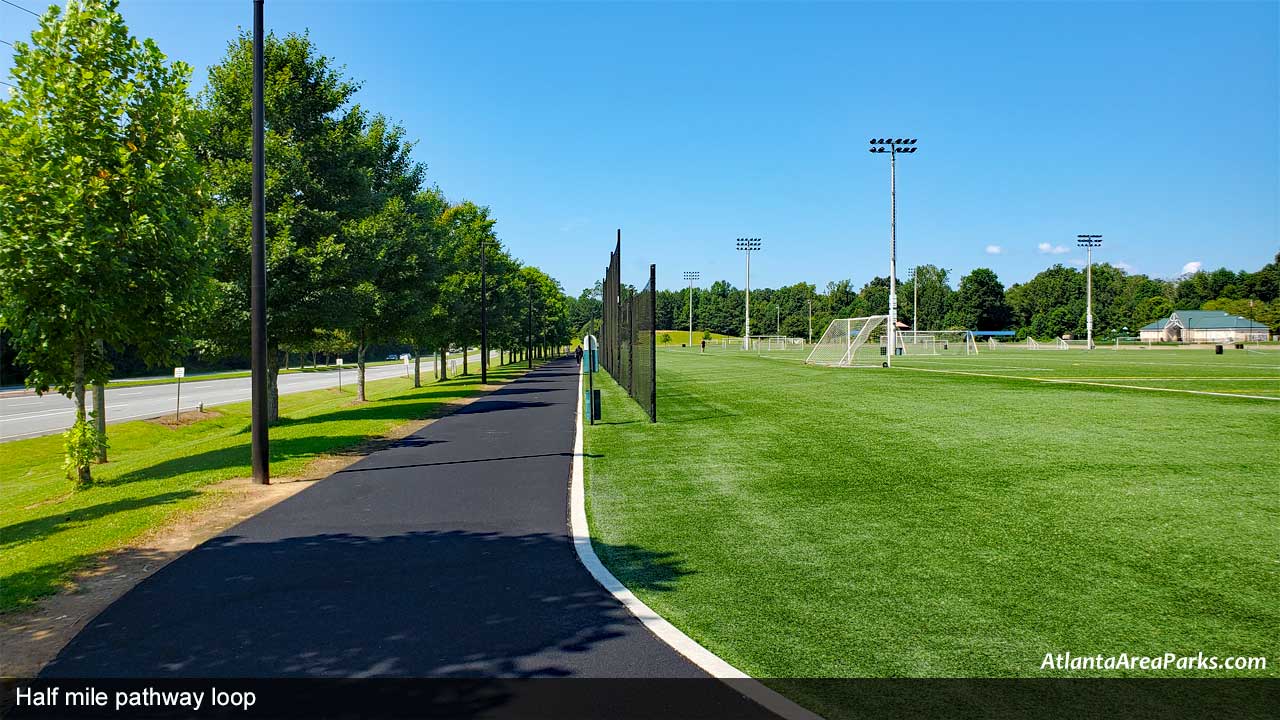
[{"left": 1, "top": 678, "right": 1276, "bottom": 720}]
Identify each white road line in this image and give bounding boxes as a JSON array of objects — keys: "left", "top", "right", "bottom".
[
  {"left": 2, "top": 403, "right": 129, "bottom": 421},
  {"left": 569, "top": 369, "right": 821, "bottom": 720}
]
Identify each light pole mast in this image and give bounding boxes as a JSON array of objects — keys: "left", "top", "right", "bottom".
[
  {"left": 736, "top": 238, "right": 761, "bottom": 350},
  {"left": 683, "top": 271, "right": 700, "bottom": 348},
  {"left": 249, "top": 0, "right": 269, "bottom": 484},
  {"left": 1077, "top": 234, "right": 1103, "bottom": 349},
  {"left": 870, "top": 138, "right": 917, "bottom": 367}
]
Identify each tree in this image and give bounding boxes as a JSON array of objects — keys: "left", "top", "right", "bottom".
[
  {"left": 199, "top": 30, "right": 370, "bottom": 421},
  {"left": 0, "top": 0, "right": 206, "bottom": 484},
  {"left": 949, "top": 268, "right": 1011, "bottom": 330}
]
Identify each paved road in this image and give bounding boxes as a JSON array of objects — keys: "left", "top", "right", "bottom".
[
  {"left": 0, "top": 356, "right": 478, "bottom": 442},
  {"left": 40, "top": 358, "right": 775, "bottom": 715}
]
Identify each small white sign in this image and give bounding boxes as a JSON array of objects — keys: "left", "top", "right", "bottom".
[
  {"left": 174, "top": 367, "right": 185, "bottom": 378},
  {"left": 337, "top": 358, "right": 344, "bottom": 366}
]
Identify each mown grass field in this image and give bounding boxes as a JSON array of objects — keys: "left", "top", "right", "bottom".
[
  {"left": 584, "top": 347, "right": 1278, "bottom": 701},
  {"left": 0, "top": 361, "right": 531, "bottom": 613},
  {"left": 655, "top": 330, "right": 734, "bottom": 346}
]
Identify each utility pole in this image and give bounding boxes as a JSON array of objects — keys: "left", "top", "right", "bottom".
[
  {"left": 776, "top": 306, "right": 781, "bottom": 336},
  {"left": 683, "top": 271, "right": 700, "bottom": 348},
  {"left": 736, "top": 238, "right": 761, "bottom": 349},
  {"left": 249, "top": 0, "right": 269, "bottom": 484},
  {"left": 913, "top": 266, "right": 918, "bottom": 336},
  {"left": 1077, "top": 234, "right": 1103, "bottom": 349},
  {"left": 480, "top": 236, "right": 488, "bottom": 383},
  {"left": 869, "top": 138, "right": 918, "bottom": 367},
  {"left": 808, "top": 295, "right": 812, "bottom": 344}
]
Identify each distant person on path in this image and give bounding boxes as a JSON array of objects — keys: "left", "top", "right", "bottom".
[
  {"left": 575, "top": 346, "right": 584, "bottom": 364},
  {"left": 700, "top": 339, "right": 706, "bottom": 353}
]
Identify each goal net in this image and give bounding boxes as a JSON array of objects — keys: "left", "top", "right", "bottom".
[
  {"left": 1027, "top": 337, "right": 1069, "bottom": 350},
  {"left": 806, "top": 316, "right": 889, "bottom": 367},
  {"left": 893, "top": 330, "right": 979, "bottom": 356}
]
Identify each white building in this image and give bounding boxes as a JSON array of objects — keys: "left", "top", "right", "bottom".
[{"left": 1139, "top": 310, "right": 1268, "bottom": 343}]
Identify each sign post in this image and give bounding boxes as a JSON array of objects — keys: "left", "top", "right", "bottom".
[
  {"left": 173, "top": 367, "right": 185, "bottom": 421},
  {"left": 337, "top": 358, "right": 344, "bottom": 391},
  {"left": 583, "top": 334, "right": 599, "bottom": 424},
  {"left": 402, "top": 354, "right": 411, "bottom": 378}
]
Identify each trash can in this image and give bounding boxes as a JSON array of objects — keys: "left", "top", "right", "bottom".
[{"left": 1215, "top": 344, "right": 1223, "bottom": 354}]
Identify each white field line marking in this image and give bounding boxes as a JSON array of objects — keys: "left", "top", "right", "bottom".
[
  {"left": 1040, "top": 379, "right": 1280, "bottom": 400},
  {"left": 570, "top": 370, "right": 821, "bottom": 720},
  {"left": 1038, "top": 376, "right": 1280, "bottom": 381},
  {"left": 896, "top": 365, "right": 1280, "bottom": 401}
]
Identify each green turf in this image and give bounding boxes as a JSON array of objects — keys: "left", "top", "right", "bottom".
[
  {"left": 0, "top": 361, "right": 531, "bottom": 613},
  {"left": 584, "top": 348, "right": 1278, "bottom": 697},
  {"left": 655, "top": 330, "right": 734, "bottom": 346}
]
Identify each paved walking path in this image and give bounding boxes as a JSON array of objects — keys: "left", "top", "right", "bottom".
[{"left": 41, "top": 358, "right": 775, "bottom": 715}]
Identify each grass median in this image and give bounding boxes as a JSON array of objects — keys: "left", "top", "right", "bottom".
[
  {"left": 584, "top": 349, "right": 1277, "bottom": 709},
  {"left": 0, "top": 361, "right": 531, "bottom": 614}
]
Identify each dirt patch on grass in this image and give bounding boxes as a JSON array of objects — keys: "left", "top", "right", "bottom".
[
  {"left": 0, "top": 370, "right": 529, "bottom": 677},
  {"left": 146, "top": 408, "right": 222, "bottom": 428}
]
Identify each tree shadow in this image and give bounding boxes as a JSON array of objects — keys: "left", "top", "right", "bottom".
[
  {"left": 97, "top": 435, "right": 368, "bottom": 488},
  {"left": 337, "top": 451, "right": 600, "bottom": 475},
  {"left": 42, "top": 530, "right": 697, "bottom": 680},
  {"left": 454, "top": 400, "right": 558, "bottom": 416},
  {"left": 0, "top": 491, "right": 199, "bottom": 554}
]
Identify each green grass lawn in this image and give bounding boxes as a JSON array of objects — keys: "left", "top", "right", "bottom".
[
  {"left": 0, "top": 361, "right": 531, "bottom": 614},
  {"left": 584, "top": 348, "right": 1278, "bottom": 701},
  {"left": 655, "top": 330, "right": 734, "bottom": 346}
]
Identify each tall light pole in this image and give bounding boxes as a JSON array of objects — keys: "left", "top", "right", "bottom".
[
  {"left": 480, "top": 236, "right": 488, "bottom": 383},
  {"left": 776, "top": 306, "right": 781, "bottom": 335},
  {"left": 869, "top": 138, "right": 917, "bottom": 367},
  {"left": 249, "top": 0, "right": 269, "bottom": 484},
  {"left": 683, "top": 271, "right": 700, "bottom": 347},
  {"left": 736, "top": 238, "right": 761, "bottom": 349},
  {"left": 1077, "top": 234, "right": 1103, "bottom": 349},
  {"left": 807, "top": 295, "right": 812, "bottom": 344}
]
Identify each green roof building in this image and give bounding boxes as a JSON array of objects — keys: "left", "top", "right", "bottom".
[{"left": 1139, "top": 310, "right": 1269, "bottom": 343}]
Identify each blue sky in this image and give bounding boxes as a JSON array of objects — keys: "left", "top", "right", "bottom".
[{"left": 3, "top": 1, "right": 1277, "bottom": 295}]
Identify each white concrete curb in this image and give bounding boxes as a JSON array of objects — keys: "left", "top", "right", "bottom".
[{"left": 570, "top": 369, "right": 823, "bottom": 720}]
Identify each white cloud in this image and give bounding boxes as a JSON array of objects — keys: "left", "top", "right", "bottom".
[
  {"left": 985, "top": 245, "right": 1003, "bottom": 255},
  {"left": 1037, "top": 242, "right": 1069, "bottom": 255},
  {"left": 1114, "top": 261, "right": 1133, "bottom": 272},
  {"left": 1181, "top": 261, "right": 1202, "bottom": 275}
]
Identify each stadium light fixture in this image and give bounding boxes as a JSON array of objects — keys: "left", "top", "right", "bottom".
[
  {"left": 868, "top": 137, "right": 920, "bottom": 367},
  {"left": 1077, "top": 234, "right": 1103, "bottom": 350},
  {"left": 736, "top": 238, "right": 762, "bottom": 350},
  {"left": 683, "top": 271, "right": 701, "bottom": 348}
]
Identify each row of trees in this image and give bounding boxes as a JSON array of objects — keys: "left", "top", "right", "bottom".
[
  {"left": 0, "top": 1, "right": 572, "bottom": 484},
  {"left": 581, "top": 254, "right": 1279, "bottom": 343}
]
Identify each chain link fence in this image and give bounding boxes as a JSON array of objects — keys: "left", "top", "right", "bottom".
[{"left": 601, "top": 232, "right": 656, "bottom": 422}]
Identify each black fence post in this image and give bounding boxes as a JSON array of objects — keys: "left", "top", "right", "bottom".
[{"left": 649, "top": 263, "right": 657, "bottom": 423}]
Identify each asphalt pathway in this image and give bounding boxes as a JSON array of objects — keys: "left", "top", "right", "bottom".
[{"left": 41, "top": 358, "right": 776, "bottom": 716}]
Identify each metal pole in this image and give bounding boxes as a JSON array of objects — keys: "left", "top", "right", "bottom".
[
  {"left": 744, "top": 247, "right": 751, "bottom": 350},
  {"left": 480, "top": 237, "right": 488, "bottom": 383},
  {"left": 688, "top": 278, "right": 694, "bottom": 347},
  {"left": 887, "top": 147, "right": 897, "bottom": 368},
  {"left": 913, "top": 265, "right": 918, "bottom": 333},
  {"left": 249, "top": 0, "right": 269, "bottom": 484},
  {"left": 1086, "top": 246, "right": 1093, "bottom": 350},
  {"left": 527, "top": 284, "right": 533, "bottom": 369},
  {"left": 808, "top": 296, "right": 812, "bottom": 344},
  {"left": 175, "top": 375, "right": 181, "bottom": 422}
]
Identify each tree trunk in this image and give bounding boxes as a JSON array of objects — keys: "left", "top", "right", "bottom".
[
  {"left": 93, "top": 340, "right": 106, "bottom": 463},
  {"left": 356, "top": 338, "right": 367, "bottom": 402},
  {"left": 413, "top": 346, "right": 421, "bottom": 388},
  {"left": 73, "top": 347, "right": 92, "bottom": 485},
  {"left": 267, "top": 343, "right": 280, "bottom": 423},
  {"left": 439, "top": 347, "right": 448, "bottom": 380},
  {"left": 463, "top": 348, "right": 468, "bottom": 376},
  {"left": 284, "top": 350, "right": 290, "bottom": 371}
]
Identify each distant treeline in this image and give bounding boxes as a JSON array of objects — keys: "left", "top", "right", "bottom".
[{"left": 566, "top": 254, "right": 1280, "bottom": 341}]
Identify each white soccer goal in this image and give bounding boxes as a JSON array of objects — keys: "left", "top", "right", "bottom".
[
  {"left": 893, "top": 330, "right": 979, "bottom": 356},
  {"left": 988, "top": 337, "right": 999, "bottom": 349},
  {"left": 1028, "top": 337, "right": 1069, "bottom": 350},
  {"left": 1027, "top": 337, "right": 1041, "bottom": 349},
  {"left": 1055, "top": 338, "right": 1070, "bottom": 350},
  {"left": 806, "top": 316, "right": 889, "bottom": 367}
]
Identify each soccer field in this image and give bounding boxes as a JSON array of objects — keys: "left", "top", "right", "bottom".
[{"left": 583, "top": 346, "right": 1278, "bottom": 702}]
